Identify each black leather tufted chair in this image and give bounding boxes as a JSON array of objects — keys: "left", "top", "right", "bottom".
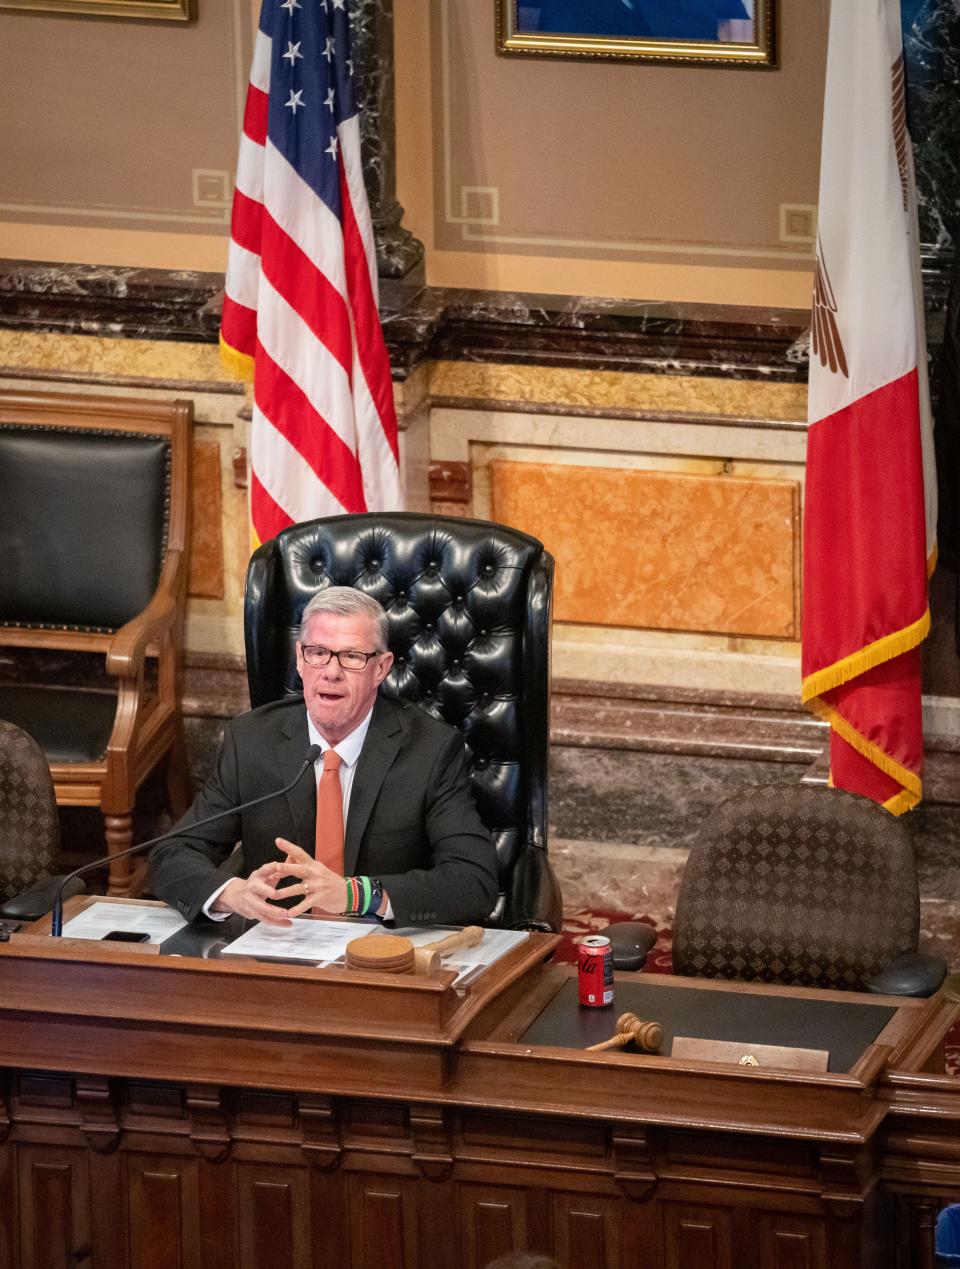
[
  {"left": 244, "top": 513, "right": 562, "bottom": 931},
  {"left": 672, "top": 782, "right": 946, "bottom": 998}
]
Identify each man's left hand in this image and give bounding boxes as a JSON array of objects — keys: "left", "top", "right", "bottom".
[{"left": 273, "top": 839, "right": 346, "bottom": 917}]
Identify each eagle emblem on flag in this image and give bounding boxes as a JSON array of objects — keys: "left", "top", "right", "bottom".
[
  {"left": 811, "top": 241, "right": 849, "bottom": 378},
  {"left": 892, "top": 53, "right": 909, "bottom": 212}
]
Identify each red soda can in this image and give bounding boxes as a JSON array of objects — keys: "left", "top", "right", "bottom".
[{"left": 578, "top": 935, "right": 614, "bottom": 1007}]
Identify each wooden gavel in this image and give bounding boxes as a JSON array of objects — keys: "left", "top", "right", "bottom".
[
  {"left": 587, "top": 1011, "right": 663, "bottom": 1053},
  {"left": 345, "top": 925, "right": 486, "bottom": 976},
  {"left": 413, "top": 925, "right": 485, "bottom": 974}
]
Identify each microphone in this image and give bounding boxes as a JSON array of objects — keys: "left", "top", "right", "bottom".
[{"left": 50, "top": 744, "right": 323, "bottom": 937}]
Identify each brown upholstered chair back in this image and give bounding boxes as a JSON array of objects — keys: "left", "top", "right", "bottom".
[
  {"left": 0, "top": 720, "right": 59, "bottom": 904},
  {"left": 672, "top": 783, "right": 919, "bottom": 991}
]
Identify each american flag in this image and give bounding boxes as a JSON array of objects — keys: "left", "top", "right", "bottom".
[{"left": 221, "top": 0, "right": 403, "bottom": 544}]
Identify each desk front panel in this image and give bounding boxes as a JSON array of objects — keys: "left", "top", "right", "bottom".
[{"left": 0, "top": 930, "right": 947, "bottom": 1269}]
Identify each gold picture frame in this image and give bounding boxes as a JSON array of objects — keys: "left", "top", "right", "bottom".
[
  {"left": 496, "top": 0, "right": 776, "bottom": 68},
  {"left": 0, "top": 0, "right": 193, "bottom": 18}
]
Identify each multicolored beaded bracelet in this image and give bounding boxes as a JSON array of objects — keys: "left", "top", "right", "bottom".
[{"left": 344, "top": 875, "right": 384, "bottom": 918}]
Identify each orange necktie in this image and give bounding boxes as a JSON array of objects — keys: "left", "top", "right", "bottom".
[{"left": 315, "top": 749, "right": 344, "bottom": 874}]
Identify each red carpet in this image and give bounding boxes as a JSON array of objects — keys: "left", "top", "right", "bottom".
[
  {"left": 558, "top": 908, "right": 960, "bottom": 1074},
  {"left": 556, "top": 908, "right": 671, "bottom": 972}
]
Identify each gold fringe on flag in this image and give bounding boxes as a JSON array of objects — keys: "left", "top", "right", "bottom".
[
  {"left": 802, "top": 590, "right": 932, "bottom": 815},
  {"left": 800, "top": 609, "right": 930, "bottom": 703},
  {"left": 220, "top": 335, "right": 255, "bottom": 383}
]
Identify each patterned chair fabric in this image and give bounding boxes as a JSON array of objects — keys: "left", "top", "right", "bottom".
[
  {"left": 0, "top": 719, "right": 59, "bottom": 904},
  {"left": 244, "top": 512, "right": 562, "bottom": 932},
  {"left": 672, "top": 783, "right": 920, "bottom": 991}
]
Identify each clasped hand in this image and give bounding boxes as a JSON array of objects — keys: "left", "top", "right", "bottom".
[{"left": 211, "top": 839, "right": 345, "bottom": 925}]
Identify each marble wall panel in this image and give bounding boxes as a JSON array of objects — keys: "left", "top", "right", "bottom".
[
  {"left": 427, "top": 360, "right": 809, "bottom": 422},
  {"left": 490, "top": 460, "right": 799, "bottom": 640},
  {"left": 431, "top": 396, "right": 806, "bottom": 695},
  {"left": 188, "top": 441, "right": 225, "bottom": 601},
  {"left": 0, "top": 330, "right": 233, "bottom": 385}
]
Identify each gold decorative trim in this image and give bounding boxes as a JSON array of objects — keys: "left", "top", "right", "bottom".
[
  {"left": 0, "top": 0, "right": 193, "bottom": 17},
  {"left": 495, "top": 0, "right": 776, "bottom": 68}
]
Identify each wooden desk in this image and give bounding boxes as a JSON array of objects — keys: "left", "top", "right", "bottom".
[{"left": 0, "top": 901, "right": 953, "bottom": 1269}]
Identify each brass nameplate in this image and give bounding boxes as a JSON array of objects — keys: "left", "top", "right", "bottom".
[{"left": 672, "top": 1036, "right": 829, "bottom": 1072}]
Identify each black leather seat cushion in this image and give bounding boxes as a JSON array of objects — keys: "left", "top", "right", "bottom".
[
  {"left": 0, "top": 427, "right": 169, "bottom": 631},
  {"left": 0, "top": 685, "right": 116, "bottom": 762}
]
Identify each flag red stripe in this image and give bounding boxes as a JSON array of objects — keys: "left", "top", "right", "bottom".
[
  {"left": 221, "top": 294, "right": 258, "bottom": 361},
  {"left": 250, "top": 469, "right": 293, "bottom": 545},
  {"left": 259, "top": 211, "right": 353, "bottom": 377},
  {"left": 802, "top": 367, "right": 927, "bottom": 676},
  {"left": 338, "top": 164, "right": 400, "bottom": 461},
  {"left": 243, "top": 85, "right": 268, "bottom": 147},
  {"left": 230, "top": 188, "right": 263, "bottom": 257},
  {"left": 254, "top": 342, "right": 367, "bottom": 512}
]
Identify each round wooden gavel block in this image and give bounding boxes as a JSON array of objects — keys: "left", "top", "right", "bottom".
[{"left": 345, "top": 934, "right": 415, "bottom": 974}]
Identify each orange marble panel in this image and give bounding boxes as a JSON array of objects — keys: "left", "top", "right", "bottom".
[
  {"left": 188, "top": 441, "right": 225, "bottom": 600},
  {"left": 490, "top": 461, "right": 799, "bottom": 639}
]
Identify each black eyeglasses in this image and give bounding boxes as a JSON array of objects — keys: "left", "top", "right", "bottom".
[{"left": 299, "top": 645, "right": 383, "bottom": 672}]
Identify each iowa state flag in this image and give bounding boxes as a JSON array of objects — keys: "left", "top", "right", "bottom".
[{"left": 802, "top": 0, "right": 936, "bottom": 815}]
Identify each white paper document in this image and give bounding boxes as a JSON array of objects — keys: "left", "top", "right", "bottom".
[
  {"left": 220, "top": 918, "right": 528, "bottom": 984},
  {"left": 219, "top": 918, "right": 374, "bottom": 963},
  {"left": 61, "top": 901, "right": 187, "bottom": 945}
]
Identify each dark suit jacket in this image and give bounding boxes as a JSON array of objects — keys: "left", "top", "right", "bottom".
[{"left": 149, "top": 695, "right": 498, "bottom": 926}]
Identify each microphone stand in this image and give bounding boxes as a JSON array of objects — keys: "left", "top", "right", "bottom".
[{"left": 50, "top": 744, "right": 322, "bottom": 936}]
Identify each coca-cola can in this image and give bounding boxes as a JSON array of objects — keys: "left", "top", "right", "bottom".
[{"left": 578, "top": 935, "right": 614, "bottom": 1007}]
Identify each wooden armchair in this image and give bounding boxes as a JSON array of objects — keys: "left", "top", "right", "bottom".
[{"left": 0, "top": 389, "right": 193, "bottom": 895}]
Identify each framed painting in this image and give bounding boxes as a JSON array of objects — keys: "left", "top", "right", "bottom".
[
  {"left": 496, "top": 0, "right": 776, "bottom": 67},
  {"left": 0, "top": 0, "right": 193, "bottom": 18}
]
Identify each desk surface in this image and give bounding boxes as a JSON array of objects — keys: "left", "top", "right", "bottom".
[{"left": 521, "top": 977, "right": 897, "bottom": 1073}]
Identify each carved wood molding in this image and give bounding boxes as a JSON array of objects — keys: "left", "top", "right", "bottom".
[
  {"left": 186, "top": 1084, "right": 231, "bottom": 1163},
  {"left": 298, "top": 1093, "right": 343, "bottom": 1171},
  {"left": 0, "top": 1071, "right": 9, "bottom": 1144},
  {"left": 76, "top": 1075, "right": 120, "bottom": 1154},
  {"left": 612, "top": 1125, "right": 658, "bottom": 1202},
  {"left": 410, "top": 1104, "right": 454, "bottom": 1181},
  {"left": 819, "top": 1145, "right": 868, "bottom": 1220}
]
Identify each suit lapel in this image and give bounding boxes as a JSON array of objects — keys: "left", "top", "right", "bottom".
[
  {"left": 344, "top": 696, "right": 402, "bottom": 875},
  {"left": 277, "top": 711, "right": 316, "bottom": 853}
]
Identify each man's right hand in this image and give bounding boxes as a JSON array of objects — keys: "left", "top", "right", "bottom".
[{"left": 210, "top": 862, "right": 293, "bottom": 925}]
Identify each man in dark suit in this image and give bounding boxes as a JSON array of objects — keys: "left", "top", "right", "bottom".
[{"left": 149, "top": 588, "right": 497, "bottom": 927}]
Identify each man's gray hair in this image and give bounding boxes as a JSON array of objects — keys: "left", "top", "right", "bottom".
[{"left": 299, "top": 587, "right": 389, "bottom": 650}]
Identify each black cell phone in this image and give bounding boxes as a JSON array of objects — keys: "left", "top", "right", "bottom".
[{"left": 102, "top": 930, "right": 151, "bottom": 943}]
